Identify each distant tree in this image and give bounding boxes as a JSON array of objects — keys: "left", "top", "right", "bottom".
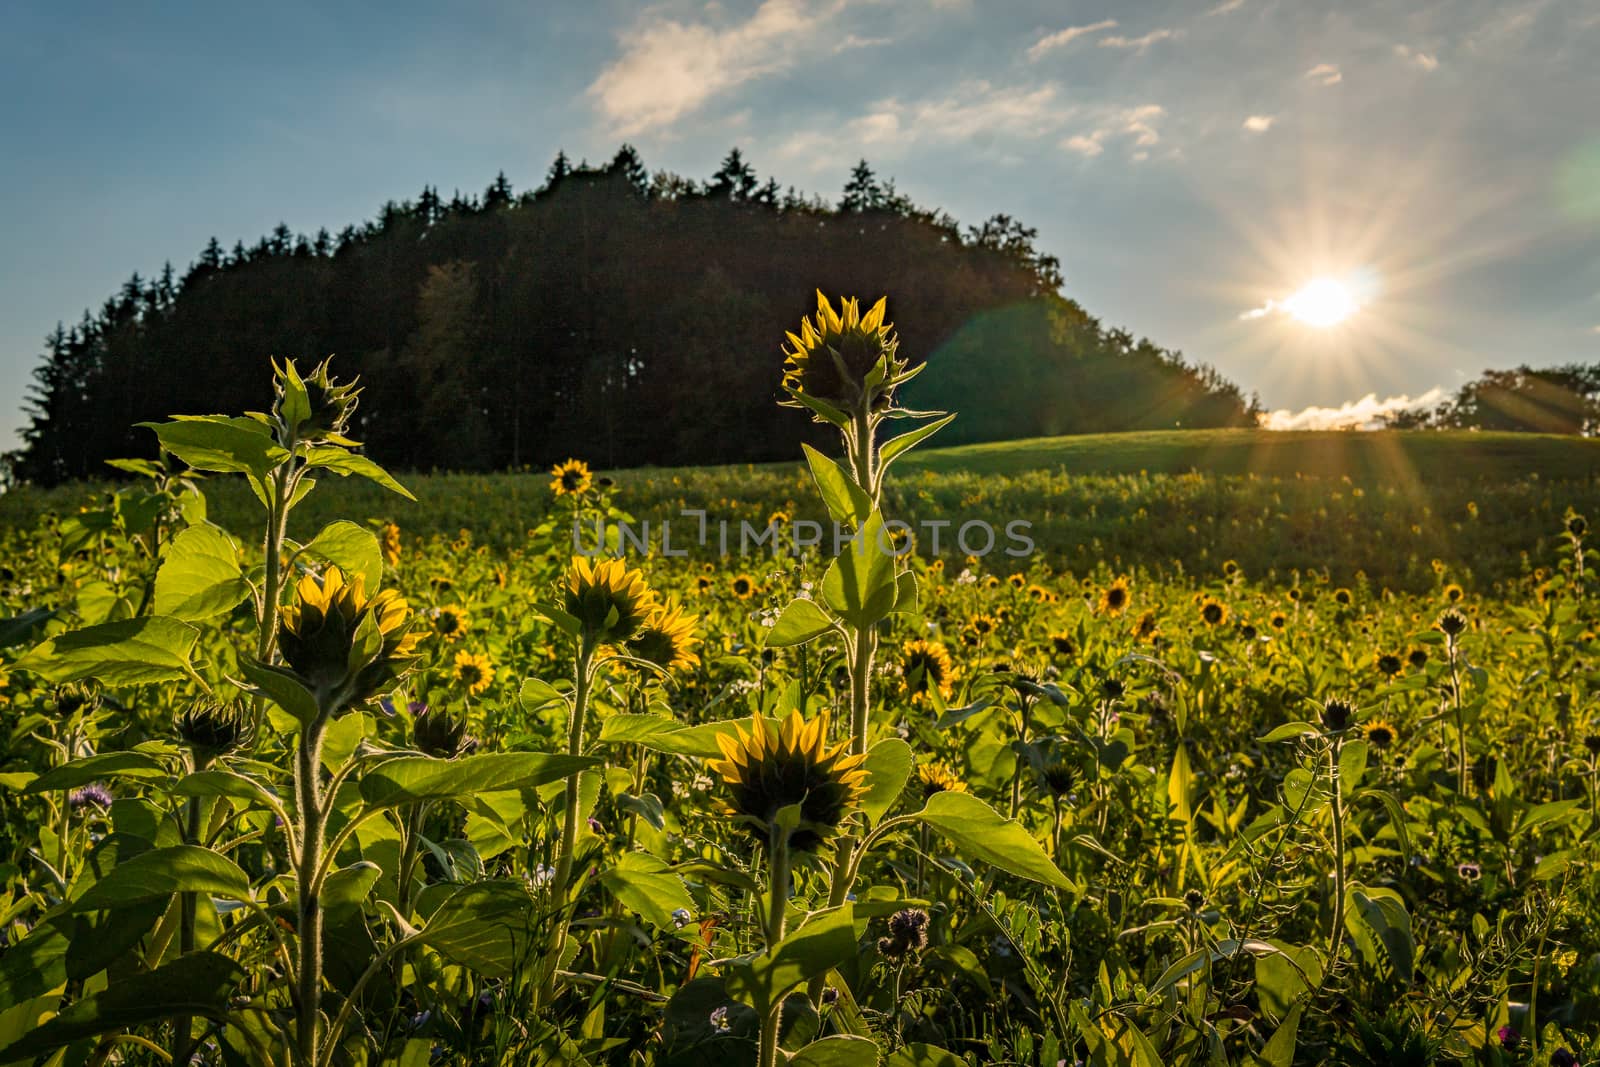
[
  {"left": 1411, "top": 365, "right": 1600, "bottom": 434},
  {"left": 607, "top": 145, "right": 650, "bottom": 198},
  {"left": 839, "top": 159, "right": 882, "bottom": 212},
  {"left": 707, "top": 148, "right": 760, "bottom": 200},
  {"left": 483, "top": 172, "right": 514, "bottom": 211}
]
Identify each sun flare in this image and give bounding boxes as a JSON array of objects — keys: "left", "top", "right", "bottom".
[{"left": 1282, "top": 277, "right": 1359, "bottom": 328}]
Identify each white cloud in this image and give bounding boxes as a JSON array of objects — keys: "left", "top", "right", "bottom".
[
  {"left": 1592, "top": 325, "right": 1600, "bottom": 334},
  {"left": 1305, "top": 63, "right": 1343, "bottom": 86},
  {"left": 1243, "top": 114, "right": 1274, "bottom": 132},
  {"left": 1064, "top": 132, "right": 1106, "bottom": 157},
  {"left": 588, "top": 0, "right": 872, "bottom": 135},
  {"left": 1062, "top": 105, "right": 1165, "bottom": 159},
  {"left": 1394, "top": 45, "right": 1440, "bottom": 71},
  {"left": 1099, "top": 29, "right": 1181, "bottom": 55},
  {"left": 1207, "top": 0, "right": 1245, "bottom": 14},
  {"left": 1027, "top": 20, "right": 1118, "bottom": 60},
  {"left": 1260, "top": 389, "right": 1447, "bottom": 430}
]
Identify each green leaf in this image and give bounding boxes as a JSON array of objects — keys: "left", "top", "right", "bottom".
[
  {"left": 70, "top": 845, "right": 252, "bottom": 911},
  {"left": 1259, "top": 722, "right": 1320, "bottom": 742},
  {"left": 726, "top": 905, "right": 856, "bottom": 1017},
  {"left": 860, "top": 738, "right": 913, "bottom": 826},
  {"left": 300, "top": 520, "right": 384, "bottom": 588},
  {"left": 418, "top": 880, "right": 535, "bottom": 978},
  {"left": 154, "top": 522, "right": 250, "bottom": 620},
  {"left": 784, "top": 387, "right": 852, "bottom": 428},
  {"left": 0, "top": 951, "right": 242, "bottom": 1059},
  {"left": 14, "top": 616, "right": 200, "bottom": 686},
  {"left": 597, "top": 716, "right": 743, "bottom": 758},
  {"left": 1345, "top": 886, "right": 1414, "bottom": 980},
  {"left": 1260, "top": 1004, "right": 1303, "bottom": 1067},
  {"left": 141, "top": 415, "right": 285, "bottom": 478},
  {"left": 802, "top": 444, "right": 872, "bottom": 527},
  {"left": 275, "top": 358, "right": 312, "bottom": 432},
  {"left": 917, "top": 791, "right": 1074, "bottom": 889},
  {"left": 598, "top": 852, "right": 695, "bottom": 929},
  {"left": 359, "top": 751, "right": 597, "bottom": 809},
  {"left": 878, "top": 413, "right": 955, "bottom": 471},
  {"left": 884, "top": 1044, "right": 966, "bottom": 1067},
  {"left": 519, "top": 677, "right": 567, "bottom": 713},
  {"left": 0, "top": 903, "right": 164, "bottom": 1011},
  {"left": 323, "top": 861, "right": 382, "bottom": 919},
  {"left": 0, "top": 607, "right": 53, "bottom": 650},
  {"left": 821, "top": 513, "right": 898, "bottom": 628},
  {"left": 303, "top": 448, "right": 416, "bottom": 500},
  {"left": 790, "top": 1036, "right": 880, "bottom": 1067},
  {"left": 239, "top": 656, "right": 320, "bottom": 724},
  {"left": 24, "top": 752, "right": 168, "bottom": 793},
  {"left": 889, "top": 570, "right": 918, "bottom": 614},
  {"left": 765, "top": 598, "right": 837, "bottom": 648},
  {"left": 170, "top": 769, "right": 281, "bottom": 811}
]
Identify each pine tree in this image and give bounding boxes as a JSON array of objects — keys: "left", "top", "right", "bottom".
[{"left": 839, "top": 159, "right": 882, "bottom": 212}]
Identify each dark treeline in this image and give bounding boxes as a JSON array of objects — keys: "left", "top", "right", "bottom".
[
  {"left": 1387, "top": 364, "right": 1600, "bottom": 434},
  {"left": 10, "top": 147, "right": 1259, "bottom": 485}
]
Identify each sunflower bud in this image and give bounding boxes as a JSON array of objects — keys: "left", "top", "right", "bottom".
[
  {"left": 1320, "top": 697, "right": 1356, "bottom": 734},
  {"left": 274, "top": 357, "right": 361, "bottom": 443},
  {"left": 411, "top": 703, "right": 475, "bottom": 758},
  {"left": 175, "top": 700, "right": 252, "bottom": 760},
  {"left": 780, "top": 292, "right": 909, "bottom": 418},
  {"left": 277, "top": 566, "right": 422, "bottom": 713}
]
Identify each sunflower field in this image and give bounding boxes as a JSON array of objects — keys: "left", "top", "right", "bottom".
[{"left": 0, "top": 296, "right": 1598, "bottom": 1067}]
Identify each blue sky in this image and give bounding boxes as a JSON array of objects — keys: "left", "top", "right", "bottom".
[{"left": 2, "top": 0, "right": 1597, "bottom": 444}]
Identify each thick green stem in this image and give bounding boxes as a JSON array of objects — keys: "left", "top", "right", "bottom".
[
  {"left": 1448, "top": 638, "right": 1466, "bottom": 796},
  {"left": 172, "top": 784, "right": 205, "bottom": 1065},
  {"left": 540, "top": 645, "right": 596, "bottom": 1005},
  {"left": 1327, "top": 736, "right": 1347, "bottom": 965},
  {"left": 295, "top": 721, "right": 327, "bottom": 1067},
  {"left": 759, "top": 834, "right": 791, "bottom": 1067}
]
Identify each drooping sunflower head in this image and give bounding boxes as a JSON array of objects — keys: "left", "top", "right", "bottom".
[
  {"left": 1099, "top": 577, "right": 1131, "bottom": 616},
  {"left": 434, "top": 605, "right": 470, "bottom": 642},
  {"left": 900, "top": 639, "right": 955, "bottom": 704},
  {"left": 780, "top": 292, "right": 904, "bottom": 415},
  {"left": 278, "top": 566, "right": 421, "bottom": 708},
  {"left": 710, "top": 709, "right": 869, "bottom": 853},
  {"left": 1049, "top": 631, "right": 1077, "bottom": 657},
  {"left": 550, "top": 459, "right": 592, "bottom": 497},
  {"left": 628, "top": 599, "right": 701, "bottom": 672},
  {"left": 916, "top": 761, "right": 967, "bottom": 800},
  {"left": 175, "top": 700, "right": 252, "bottom": 759},
  {"left": 453, "top": 651, "right": 494, "bottom": 696},
  {"left": 1436, "top": 608, "right": 1469, "bottom": 638},
  {"left": 1320, "top": 696, "right": 1356, "bottom": 734},
  {"left": 563, "top": 556, "right": 659, "bottom": 644},
  {"left": 1407, "top": 646, "right": 1429, "bottom": 669}
]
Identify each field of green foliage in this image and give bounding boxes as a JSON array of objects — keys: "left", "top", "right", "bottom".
[{"left": 2, "top": 308, "right": 1599, "bottom": 1066}]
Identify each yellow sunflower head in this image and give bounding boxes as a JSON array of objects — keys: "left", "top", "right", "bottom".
[
  {"left": 278, "top": 566, "right": 421, "bottom": 710},
  {"left": 916, "top": 761, "right": 967, "bottom": 801},
  {"left": 1374, "top": 650, "right": 1403, "bottom": 677},
  {"left": 453, "top": 651, "right": 494, "bottom": 696},
  {"left": 901, "top": 639, "right": 956, "bottom": 704},
  {"left": 380, "top": 522, "right": 402, "bottom": 567},
  {"left": 1099, "top": 577, "right": 1131, "bottom": 616},
  {"left": 434, "top": 604, "right": 470, "bottom": 642},
  {"left": 730, "top": 574, "right": 757, "bottom": 600},
  {"left": 550, "top": 458, "right": 593, "bottom": 497},
  {"left": 1363, "top": 718, "right": 1398, "bottom": 749},
  {"left": 1199, "top": 598, "right": 1229, "bottom": 628},
  {"left": 710, "top": 710, "right": 868, "bottom": 853},
  {"left": 1333, "top": 587, "right": 1353, "bottom": 606},
  {"left": 628, "top": 599, "right": 702, "bottom": 672},
  {"left": 564, "top": 556, "right": 659, "bottom": 644},
  {"left": 780, "top": 292, "right": 906, "bottom": 415}
]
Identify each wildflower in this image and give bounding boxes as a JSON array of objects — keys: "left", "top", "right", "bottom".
[
  {"left": 780, "top": 292, "right": 904, "bottom": 414},
  {"left": 710, "top": 710, "right": 868, "bottom": 853},
  {"left": 69, "top": 783, "right": 114, "bottom": 811},
  {"left": 1287, "top": 587, "right": 1303, "bottom": 602},
  {"left": 877, "top": 907, "right": 930, "bottom": 959},
  {"left": 1457, "top": 861, "right": 1482, "bottom": 882},
  {"left": 432, "top": 604, "right": 469, "bottom": 642},
  {"left": 412, "top": 703, "right": 474, "bottom": 758},
  {"left": 278, "top": 566, "right": 421, "bottom": 709},
  {"left": 917, "top": 762, "right": 967, "bottom": 800},
  {"left": 1498, "top": 1025, "right": 1520, "bottom": 1049},
  {"left": 730, "top": 574, "right": 757, "bottom": 600},
  {"left": 628, "top": 600, "right": 701, "bottom": 672},
  {"left": 1320, "top": 697, "right": 1356, "bottom": 734},
  {"left": 901, "top": 639, "right": 955, "bottom": 704},
  {"left": 709, "top": 1006, "right": 732, "bottom": 1034},
  {"left": 1099, "top": 577, "right": 1131, "bottom": 616},
  {"left": 380, "top": 522, "right": 402, "bottom": 567},
  {"left": 564, "top": 556, "right": 658, "bottom": 644},
  {"left": 1374, "top": 650, "right": 1404, "bottom": 677},
  {"left": 1363, "top": 719, "right": 1398, "bottom": 749},
  {"left": 174, "top": 700, "right": 252, "bottom": 758},
  {"left": 550, "top": 459, "right": 592, "bottom": 497},
  {"left": 453, "top": 651, "right": 494, "bottom": 696}
]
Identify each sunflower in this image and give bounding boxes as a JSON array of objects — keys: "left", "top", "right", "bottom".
[
  {"left": 175, "top": 700, "right": 252, "bottom": 758},
  {"left": 1333, "top": 588, "right": 1354, "bottom": 606},
  {"left": 901, "top": 639, "right": 956, "bottom": 704},
  {"left": 1436, "top": 608, "right": 1469, "bottom": 638},
  {"left": 1007, "top": 573, "right": 1026, "bottom": 590},
  {"left": 1363, "top": 719, "right": 1398, "bottom": 749},
  {"left": 1133, "top": 610, "right": 1159, "bottom": 642},
  {"left": 767, "top": 509, "right": 791, "bottom": 528},
  {"left": 1222, "top": 559, "right": 1239, "bottom": 577},
  {"left": 1287, "top": 587, "right": 1303, "bottom": 602},
  {"left": 564, "top": 556, "right": 658, "bottom": 644},
  {"left": 380, "top": 522, "right": 402, "bottom": 568},
  {"left": 550, "top": 459, "right": 593, "bottom": 497},
  {"left": 278, "top": 566, "right": 421, "bottom": 708},
  {"left": 710, "top": 710, "right": 869, "bottom": 853},
  {"left": 453, "top": 651, "right": 494, "bottom": 696},
  {"left": 1374, "top": 650, "right": 1404, "bottom": 677},
  {"left": 1026, "top": 584, "right": 1053, "bottom": 603},
  {"left": 412, "top": 703, "right": 474, "bottom": 758},
  {"left": 1049, "top": 631, "right": 1077, "bottom": 657},
  {"left": 695, "top": 575, "right": 715, "bottom": 595},
  {"left": 1198, "top": 598, "right": 1229, "bottom": 628},
  {"left": 1407, "top": 646, "right": 1429, "bottom": 669},
  {"left": 433, "top": 604, "right": 470, "bottom": 642},
  {"left": 1099, "top": 577, "right": 1131, "bottom": 616},
  {"left": 780, "top": 292, "right": 903, "bottom": 414},
  {"left": 962, "top": 613, "right": 998, "bottom": 646},
  {"left": 1443, "top": 583, "right": 1464, "bottom": 603},
  {"left": 730, "top": 574, "right": 757, "bottom": 600},
  {"left": 916, "top": 762, "right": 967, "bottom": 800},
  {"left": 1269, "top": 611, "right": 1288, "bottom": 631},
  {"left": 629, "top": 600, "right": 701, "bottom": 672}
]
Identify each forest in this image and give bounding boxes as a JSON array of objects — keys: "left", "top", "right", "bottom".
[{"left": 8, "top": 147, "right": 1260, "bottom": 485}]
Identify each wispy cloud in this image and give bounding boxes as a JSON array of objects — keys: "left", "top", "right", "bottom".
[
  {"left": 1243, "top": 114, "right": 1274, "bottom": 132},
  {"left": 1394, "top": 44, "right": 1440, "bottom": 71},
  {"left": 1027, "top": 20, "right": 1118, "bottom": 60},
  {"left": 1305, "top": 63, "right": 1343, "bottom": 86},
  {"left": 1260, "top": 389, "right": 1447, "bottom": 430},
  {"left": 1063, "top": 104, "right": 1166, "bottom": 160},
  {"left": 1099, "top": 29, "right": 1181, "bottom": 55},
  {"left": 1207, "top": 0, "right": 1246, "bottom": 14},
  {"left": 1064, "top": 132, "right": 1105, "bottom": 157},
  {"left": 589, "top": 0, "right": 874, "bottom": 135}
]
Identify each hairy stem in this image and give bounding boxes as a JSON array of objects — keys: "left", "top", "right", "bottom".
[{"left": 540, "top": 644, "right": 596, "bottom": 1006}]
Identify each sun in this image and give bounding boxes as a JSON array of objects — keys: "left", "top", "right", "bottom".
[{"left": 1282, "top": 277, "right": 1360, "bottom": 328}]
